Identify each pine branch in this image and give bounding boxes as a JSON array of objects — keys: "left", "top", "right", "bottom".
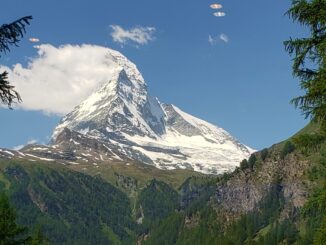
[
  {"left": 0, "top": 71, "right": 22, "bottom": 108},
  {"left": 0, "top": 16, "right": 32, "bottom": 54},
  {"left": 0, "top": 16, "right": 32, "bottom": 108}
]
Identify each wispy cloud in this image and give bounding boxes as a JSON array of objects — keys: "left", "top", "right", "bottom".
[
  {"left": 110, "top": 25, "right": 156, "bottom": 46},
  {"left": 208, "top": 34, "right": 229, "bottom": 45},
  {"left": 219, "top": 33, "right": 229, "bottom": 43},
  {"left": 0, "top": 44, "right": 122, "bottom": 115},
  {"left": 208, "top": 35, "right": 218, "bottom": 46}
]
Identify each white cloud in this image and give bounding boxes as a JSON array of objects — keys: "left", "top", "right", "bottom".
[
  {"left": 110, "top": 25, "right": 156, "bottom": 46},
  {"left": 0, "top": 44, "right": 121, "bottom": 115},
  {"left": 219, "top": 33, "right": 229, "bottom": 43},
  {"left": 213, "top": 11, "right": 226, "bottom": 17}
]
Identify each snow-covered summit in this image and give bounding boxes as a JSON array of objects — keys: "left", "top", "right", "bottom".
[{"left": 51, "top": 47, "right": 253, "bottom": 174}]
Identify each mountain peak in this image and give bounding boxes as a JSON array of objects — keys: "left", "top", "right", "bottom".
[
  {"left": 105, "top": 49, "right": 146, "bottom": 87},
  {"left": 51, "top": 48, "right": 253, "bottom": 174}
]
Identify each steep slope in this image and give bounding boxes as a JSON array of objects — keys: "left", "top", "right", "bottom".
[
  {"left": 0, "top": 160, "right": 138, "bottom": 245},
  {"left": 48, "top": 47, "right": 253, "bottom": 174},
  {"left": 139, "top": 123, "right": 326, "bottom": 244}
]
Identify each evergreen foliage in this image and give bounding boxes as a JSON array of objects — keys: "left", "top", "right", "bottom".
[
  {"left": 280, "top": 141, "right": 296, "bottom": 159},
  {"left": 240, "top": 159, "right": 249, "bottom": 170},
  {"left": 143, "top": 213, "right": 184, "bottom": 245},
  {"left": 137, "top": 179, "right": 179, "bottom": 229},
  {"left": 0, "top": 16, "right": 32, "bottom": 108},
  {"left": 179, "top": 177, "right": 216, "bottom": 215},
  {"left": 0, "top": 163, "right": 138, "bottom": 244},
  {"left": 28, "top": 227, "right": 49, "bottom": 245},
  {"left": 248, "top": 154, "right": 257, "bottom": 169},
  {"left": 260, "top": 148, "right": 269, "bottom": 161},
  {"left": 284, "top": 0, "right": 326, "bottom": 131},
  {"left": 239, "top": 154, "right": 257, "bottom": 171},
  {"left": 293, "top": 132, "right": 326, "bottom": 152},
  {"left": 257, "top": 219, "right": 298, "bottom": 245},
  {"left": 299, "top": 146, "right": 326, "bottom": 244},
  {"left": 0, "top": 192, "right": 31, "bottom": 245}
]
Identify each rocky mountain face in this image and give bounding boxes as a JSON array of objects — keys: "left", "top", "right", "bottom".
[
  {"left": 215, "top": 144, "right": 309, "bottom": 223},
  {"left": 137, "top": 132, "right": 325, "bottom": 244},
  {"left": 43, "top": 48, "right": 253, "bottom": 174}
]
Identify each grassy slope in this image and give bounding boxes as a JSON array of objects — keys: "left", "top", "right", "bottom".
[{"left": 68, "top": 160, "right": 202, "bottom": 191}]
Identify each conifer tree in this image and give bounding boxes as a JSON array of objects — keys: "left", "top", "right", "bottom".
[
  {"left": 0, "top": 16, "right": 32, "bottom": 108},
  {"left": 0, "top": 193, "right": 31, "bottom": 244},
  {"left": 284, "top": 0, "right": 326, "bottom": 130}
]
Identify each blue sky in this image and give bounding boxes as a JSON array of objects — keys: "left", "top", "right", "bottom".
[{"left": 0, "top": 0, "right": 308, "bottom": 150}]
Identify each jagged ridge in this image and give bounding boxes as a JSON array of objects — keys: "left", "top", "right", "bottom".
[{"left": 46, "top": 47, "right": 254, "bottom": 174}]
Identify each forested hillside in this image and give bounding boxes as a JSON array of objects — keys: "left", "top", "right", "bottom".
[
  {"left": 139, "top": 123, "right": 326, "bottom": 244},
  {"left": 1, "top": 123, "right": 325, "bottom": 244},
  {"left": 0, "top": 161, "right": 139, "bottom": 244}
]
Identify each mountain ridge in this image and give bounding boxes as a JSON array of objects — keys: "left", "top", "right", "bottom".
[{"left": 48, "top": 47, "right": 253, "bottom": 174}]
